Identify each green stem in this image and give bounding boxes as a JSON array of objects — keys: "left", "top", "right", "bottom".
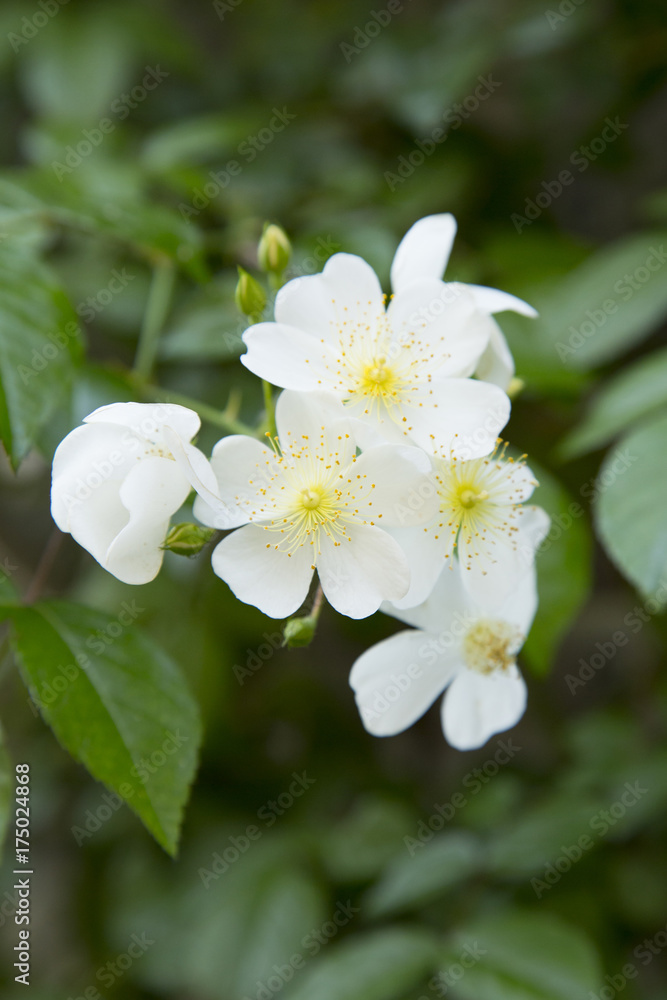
[
  {"left": 256, "top": 275, "right": 283, "bottom": 441},
  {"left": 24, "top": 530, "right": 64, "bottom": 605},
  {"left": 134, "top": 380, "right": 257, "bottom": 437},
  {"left": 0, "top": 632, "right": 14, "bottom": 686},
  {"left": 268, "top": 271, "right": 285, "bottom": 292},
  {"left": 282, "top": 585, "right": 325, "bottom": 647},
  {"left": 15, "top": 207, "right": 169, "bottom": 267},
  {"left": 310, "top": 585, "right": 324, "bottom": 622},
  {"left": 262, "top": 379, "right": 277, "bottom": 439},
  {"left": 133, "top": 260, "right": 175, "bottom": 381}
]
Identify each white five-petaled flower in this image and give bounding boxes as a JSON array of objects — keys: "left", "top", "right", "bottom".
[
  {"left": 193, "top": 390, "right": 439, "bottom": 620},
  {"left": 51, "top": 402, "right": 220, "bottom": 585},
  {"left": 389, "top": 442, "right": 550, "bottom": 610},
  {"left": 349, "top": 558, "right": 538, "bottom": 750},
  {"left": 241, "top": 215, "right": 521, "bottom": 458},
  {"left": 391, "top": 213, "right": 538, "bottom": 390}
]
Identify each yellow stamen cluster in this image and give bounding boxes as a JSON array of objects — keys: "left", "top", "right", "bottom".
[
  {"left": 430, "top": 441, "right": 535, "bottom": 570},
  {"left": 304, "top": 294, "right": 452, "bottom": 432},
  {"left": 462, "top": 619, "right": 522, "bottom": 675},
  {"left": 234, "top": 426, "right": 378, "bottom": 565}
]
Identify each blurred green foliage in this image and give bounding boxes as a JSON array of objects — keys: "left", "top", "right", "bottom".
[{"left": 0, "top": 0, "right": 666, "bottom": 998}]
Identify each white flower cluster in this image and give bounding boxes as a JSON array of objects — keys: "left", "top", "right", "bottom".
[{"left": 51, "top": 215, "right": 549, "bottom": 750}]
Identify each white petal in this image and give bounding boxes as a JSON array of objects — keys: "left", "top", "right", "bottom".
[
  {"left": 467, "top": 453, "right": 538, "bottom": 509},
  {"left": 386, "top": 525, "right": 447, "bottom": 610},
  {"left": 105, "top": 456, "right": 191, "bottom": 584},
  {"left": 488, "top": 458, "right": 539, "bottom": 506},
  {"left": 522, "top": 503, "right": 551, "bottom": 551},
  {"left": 66, "top": 480, "right": 129, "bottom": 569},
  {"left": 387, "top": 279, "right": 491, "bottom": 378},
  {"left": 342, "top": 403, "right": 412, "bottom": 448},
  {"left": 318, "top": 252, "right": 385, "bottom": 320},
  {"left": 192, "top": 435, "right": 274, "bottom": 529},
  {"left": 274, "top": 272, "right": 335, "bottom": 338},
  {"left": 163, "top": 428, "right": 242, "bottom": 530},
  {"left": 241, "top": 322, "right": 336, "bottom": 391},
  {"left": 350, "top": 631, "right": 462, "bottom": 736},
  {"left": 496, "top": 564, "right": 539, "bottom": 635},
  {"left": 349, "top": 444, "right": 438, "bottom": 527},
  {"left": 391, "top": 214, "right": 457, "bottom": 294},
  {"left": 406, "top": 378, "right": 511, "bottom": 460},
  {"left": 211, "top": 523, "right": 314, "bottom": 618},
  {"left": 85, "top": 402, "right": 200, "bottom": 443},
  {"left": 51, "top": 422, "right": 135, "bottom": 531},
  {"left": 275, "top": 253, "right": 384, "bottom": 343},
  {"left": 275, "top": 389, "right": 353, "bottom": 459},
  {"left": 442, "top": 666, "right": 527, "bottom": 750},
  {"left": 385, "top": 558, "right": 470, "bottom": 632},
  {"left": 468, "top": 284, "right": 538, "bottom": 318},
  {"left": 316, "top": 524, "right": 409, "bottom": 619},
  {"left": 345, "top": 413, "right": 394, "bottom": 450},
  {"left": 475, "top": 323, "right": 515, "bottom": 391},
  {"left": 460, "top": 504, "right": 550, "bottom": 611}
]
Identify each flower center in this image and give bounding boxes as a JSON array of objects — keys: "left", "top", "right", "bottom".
[
  {"left": 269, "top": 478, "right": 350, "bottom": 554},
  {"left": 239, "top": 427, "right": 378, "bottom": 562},
  {"left": 429, "top": 442, "right": 532, "bottom": 566},
  {"left": 300, "top": 488, "right": 322, "bottom": 510},
  {"left": 463, "top": 619, "right": 521, "bottom": 675},
  {"left": 365, "top": 357, "right": 390, "bottom": 384},
  {"left": 458, "top": 486, "right": 489, "bottom": 510},
  {"left": 358, "top": 355, "right": 400, "bottom": 398}
]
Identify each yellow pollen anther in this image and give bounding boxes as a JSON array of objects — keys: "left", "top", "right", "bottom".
[{"left": 463, "top": 620, "right": 520, "bottom": 675}]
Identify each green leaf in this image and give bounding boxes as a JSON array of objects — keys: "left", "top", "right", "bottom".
[
  {"left": 140, "top": 114, "right": 248, "bottom": 171},
  {"left": 85, "top": 199, "right": 207, "bottom": 280},
  {"left": 594, "top": 411, "right": 667, "bottom": 599},
  {"left": 0, "top": 720, "right": 11, "bottom": 859},
  {"left": 7, "top": 601, "right": 201, "bottom": 855},
  {"left": 319, "top": 795, "right": 415, "bottom": 883},
  {"left": 231, "top": 870, "right": 324, "bottom": 999},
  {"left": 172, "top": 849, "right": 326, "bottom": 1000},
  {"left": 531, "top": 232, "right": 667, "bottom": 370},
  {"left": 110, "top": 834, "right": 326, "bottom": 998},
  {"left": 521, "top": 460, "right": 592, "bottom": 675},
  {"left": 438, "top": 910, "right": 601, "bottom": 1000},
  {"left": 559, "top": 346, "right": 667, "bottom": 459},
  {"left": 284, "top": 927, "right": 441, "bottom": 1000},
  {"left": 18, "top": 11, "right": 133, "bottom": 124},
  {"left": 0, "top": 169, "right": 207, "bottom": 280},
  {"left": 36, "top": 362, "right": 137, "bottom": 460},
  {"left": 364, "top": 832, "right": 483, "bottom": 917},
  {"left": 500, "top": 312, "right": 592, "bottom": 398},
  {"left": 0, "top": 242, "right": 83, "bottom": 467},
  {"left": 159, "top": 277, "right": 245, "bottom": 362},
  {"left": 488, "top": 793, "right": 601, "bottom": 878},
  {"left": 0, "top": 565, "right": 19, "bottom": 609}
]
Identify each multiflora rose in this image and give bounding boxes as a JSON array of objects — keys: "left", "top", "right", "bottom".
[{"left": 193, "top": 389, "right": 439, "bottom": 618}]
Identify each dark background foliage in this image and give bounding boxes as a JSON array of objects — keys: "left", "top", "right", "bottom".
[{"left": 0, "top": 0, "right": 666, "bottom": 997}]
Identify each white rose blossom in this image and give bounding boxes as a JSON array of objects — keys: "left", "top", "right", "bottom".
[
  {"left": 193, "top": 389, "right": 439, "bottom": 620},
  {"left": 51, "top": 402, "right": 220, "bottom": 585},
  {"left": 240, "top": 215, "right": 523, "bottom": 458},
  {"left": 389, "top": 442, "right": 550, "bottom": 610},
  {"left": 349, "top": 558, "right": 539, "bottom": 751},
  {"left": 390, "top": 213, "right": 538, "bottom": 390}
]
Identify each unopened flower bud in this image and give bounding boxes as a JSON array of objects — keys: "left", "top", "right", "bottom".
[
  {"left": 163, "top": 523, "right": 216, "bottom": 557},
  {"left": 235, "top": 267, "right": 267, "bottom": 320},
  {"left": 258, "top": 224, "right": 291, "bottom": 275},
  {"left": 283, "top": 615, "right": 317, "bottom": 648}
]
